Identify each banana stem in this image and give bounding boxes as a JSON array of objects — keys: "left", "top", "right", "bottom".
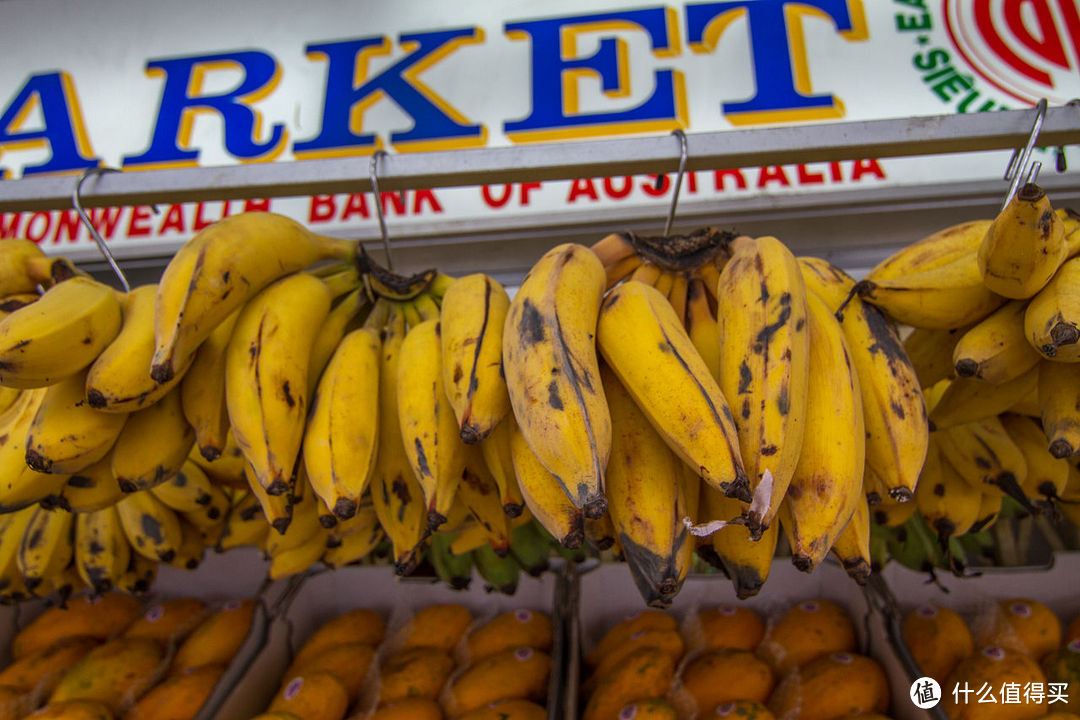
[
  {"left": 1015, "top": 516, "right": 1033, "bottom": 563},
  {"left": 1034, "top": 514, "right": 1067, "bottom": 553},
  {"left": 993, "top": 521, "right": 1020, "bottom": 566},
  {"left": 321, "top": 267, "right": 361, "bottom": 299}
]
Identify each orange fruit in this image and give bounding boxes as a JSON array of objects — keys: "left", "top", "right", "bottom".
[
  {"left": 902, "top": 604, "right": 974, "bottom": 681},
  {"left": 1066, "top": 616, "right": 1080, "bottom": 645},
  {"left": 680, "top": 649, "right": 774, "bottom": 714},
  {"left": 291, "top": 609, "right": 384, "bottom": 669},
  {"left": 586, "top": 630, "right": 683, "bottom": 693},
  {"left": 378, "top": 647, "right": 454, "bottom": 705},
  {"left": 459, "top": 700, "right": 546, "bottom": 720},
  {"left": 286, "top": 643, "right": 375, "bottom": 699},
  {"left": 760, "top": 600, "right": 856, "bottom": 671},
  {"left": 124, "top": 598, "right": 207, "bottom": 646},
  {"left": 397, "top": 604, "right": 472, "bottom": 654},
  {"left": 368, "top": 698, "right": 442, "bottom": 720},
  {"left": 978, "top": 600, "right": 1062, "bottom": 661},
  {"left": 268, "top": 672, "right": 349, "bottom": 720},
  {"left": 1040, "top": 637, "right": 1080, "bottom": 707},
  {"left": 586, "top": 611, "right": 677, "bottom": 667},
  {"left": 616, "top": 698, "right": 678, "bottom": 720},
  {"left": 712, "top": 700, "right": 776, "bottom": 720},
  {"left": 466, "top": 609, "right": 552, "bottom": 663},
  {"left": 697, "top": 605, "right": 765, "bottom": 652},
  {"left": 769, "top": 652, "right": 889, "bottom": 720},
  {"left": 943, "top": 646, "right": 1047, "bottom": 720}
]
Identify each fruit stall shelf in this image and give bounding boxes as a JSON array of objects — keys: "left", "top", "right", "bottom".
[{"left": 6, "top": 108, "right": 1080, "bottom": 286}]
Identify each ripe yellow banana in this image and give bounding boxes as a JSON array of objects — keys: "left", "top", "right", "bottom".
[
  {"left": 0, "top": 390, "right": 69, "bottom": 512},
  {"left": 116, "top": 489, "right": 183, "bottom": 562},
  {"left": 116, "top": 552, "right": 157, "bottom": 595},
  {"left": 75, "top": 506, "right": 130, "bottom": 594},
  {"left": 1001, "top": 412, "right": 1068, "bottom": 504},
  {"left": 953, "top": 300, "right": 1041, "bottom": 383},
  {"left": 86, "top": 285, "right": 191, "bottom": 412},
  {"left": 111, "top": 385, "right": 195, "bottom": 492},
  {"left": 226, "top": 272, "right": 331, "bottom": 496},
  {"left": 327, "top": 492, "right": 378, "bottom": 543},
  {"left": 716, "top": 238, "right": 809, "bottom": 531},
  {"left": 867, "top": 220, "right": 992, "bottom": 281},
  {"left": 0, "top": 239, "right": 47, "bottom": 295},
  {"left": 971, "top": 487, "right": 1003, "bottom": 533},
  {"left": 685, "top": 278, "right": 721, "bottom": 380},
  {"left": 699, "top": 484, "right": 778, "bottom": 599},
  {"left": 937, "top": 417, "right": 1030, "bottom": 508},
  {"left": 778, "top": 291, "right": 864, "bottom": 572},
  {"left": 858, "top": 251, "right": 1006, "bottom": 330},
  {"left": 830, "top": 492, "right": 871, "bottom": 584},
  {"left": 398, "top": 319, "right": 467, "bottom": 528},
  {"left": 17, "top": 506, "right": 74, "bottom": 592},
  {"left": 264, "top": 471, "right": 321, "bottom": 558},
  {"left": 0, "top": 507, "right": 35, "bottom": 603},
  {"left": 218, "top": 491, "right": 270, "bottom": 551},
  {"left": 0, "top": 276, "right": 122, "bottom": 388},
  {"left": 180, "top": 309, "right": 240, "bottom": 462},
  {"left": 598, "top": 280, "right": 748, "bottom": 501},
  {"left": 914, "top": 438, "right": 981, "bottom": 549},
  {"left": 307, "top": 289, "right": 369, "bottom": 399},
  {"left": 304, "top": 327, "right": 380, "bottom": 521},
  {"left": 602, "top": 364, "right": 692, "bottom": 607},
  {"left": 190, "top": 430, "right": 247, "bottom": 488},
  {"left": 478, "top": 418, "right": 526, "bottom": 517},
  {"left": 149, "top": 459, "right": 221, "bottom": 513},
  {"left": 509, "top": 416, "right": 584, "bottom": 549},
  {"left": 245, "top": 459, "right": 292, "bottom": 534},
  {"left": 979, "top": 183, "right": 1066, "bottom": 299},
  {"left": 152, "top": 212, "right": 352, "bottom": 383},
  {"left": 928, "top": 365, "right": 1038, "bottom": 430},
  {"left": 23, "top": 369, "right": 126, "bottom": 474},
  {"left": 1038, "top": 360, "right": 1080, "bottom": 457},
  {"left": 167, "top": 519, "right": 206, "bottom": 571},
  {"left": 800, "top": 257, "right": 927, "bottom": 502},
  {"left": 584, "top": 512, "right": 616, "bottom": 552},
  {"left": 456, "top": 455, "right": 511, "bottom": 556},
  {"left": 323, "top": 520, "right": 382, "bottom": 569},
  {"left": 1024, "top": 255, "right": 1080, "bottom": 361},
  {"left": 61, "top": 454, "right": 124, "bottom": 512},
  {"left": 503, "top": 243, "right": 610, "bottom": 518},
  {"left": 440, "top": 274, "right": 512, "bottom": 444},
  {"left": 904, "top": 325, "right": 970, "bottom": 388},
  {"left": 605, "top": 255, "right": 643, "bottom": 290},
  {"left": 370, "top": 305, "right": 426, "bottom": 574},
  {"left": 871, "top": 495, "right": 917, "bottom": 528}
]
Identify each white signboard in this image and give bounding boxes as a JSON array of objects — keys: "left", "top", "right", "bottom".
[{"left": 0, "top": 0, "right": 1076, "bottom": 258}]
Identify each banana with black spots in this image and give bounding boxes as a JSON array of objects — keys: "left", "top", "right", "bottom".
[
  {"left": 226, "top": 272, "right": 331, "bottom": 496},
  {"left": 928, "top": 366, "right": 1039, "bottom": 430},
  {"left": 503, "top": 243, "right": 611, "bottom": 518},
  {"left": 0, "top": 390, "right": 68, "bottom": 512},
  {"left": 509, "top": 417, "right": 585, "bottom": 550},
  {"left": 75, "top": 506, "right": 130, "bottom": 593},
  {"left": 1025, "top": 255, "right": 1080, "bottom": 361},
  {"left": 61, "top": 455, "right": 124, "bottom": 512},
  {"left": 111, "top": 386, "right": 195, "bottom": 492},
  {"left": 180, "top": 309, "right": 239, "bottom": 462},
  {"left": 116, "top": 490, "right": 183, "bottom": 563},
  {"left": 716, "top": 237, "right": 809, "bottom": 531},
  {"left": 478, "top": 418, "right": 526, "bottom": 517},
  {"left": 17, "top": 506, "right": 74, "bottom": 593},
  {"left": 598, "top": 280, "right": 748, "bottom": 501},
  {"left": 953, "top": 300, "right": 1041, "bottom": 383},
  {"left": 979, "top": 183, "right": 1066, "bottom": 299},
  {"left": 1038, "top": 360, "right": 1080, "bottom": 457}
]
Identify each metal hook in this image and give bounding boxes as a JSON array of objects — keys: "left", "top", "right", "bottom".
[
  {"left": 73, "top": 167, "right": 131, "bottom": 292},
  {"left": 369, "top": 150, "right": 395, "bottom": 271},
  {"left": 1001, "top": 98, "right": 1047, "bottom": 212},
  {"left": 663, "top": 129, "right": 688, "bottom": 237}
]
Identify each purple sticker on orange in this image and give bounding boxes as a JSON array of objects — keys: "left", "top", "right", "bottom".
[
  {"left": 146, "top": 605, "right": 164, "bottom": 623},
  {"left": 619, "top": 706, "right": 637, "bottom": 720},
  {"left": 716, "top": 703, "right": 736, "bottom": 716},
  {"left": 284, "top": 677, "right": 303, "bottom": 701},
  {"left": 832, "top": 653, "right": 853, "bottom": 664},
  {"left": 1069, "top": 639, "right": 1080, "bottom": 653},
  {"left": 718, "top": 606, "right": 737, "bottom": 616},
  {"left": 801, "top": 601, "right": 819, "bottom": 612},
  {"left": 515, "top": 609, "right": 532, "bottom": 623},
  {"left": 1009, "top": 602, "right": 1031, "bottom": 618},
  {"left": 515, "top": 648, "right": 533, "bottom": 661},
  {"left": 984, "top": 647, "right": 1006, "bottom": 661},
  {"left": 225, "top": 599, "right": 242, "bottom": 612},
  {"left": 917, "top": 605, "right": 937, "bottom": 618}
]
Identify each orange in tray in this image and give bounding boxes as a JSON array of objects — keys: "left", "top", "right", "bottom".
[
  {"left": 465, "top": 609, "right": 552, "bottom": 663},
  {"left": 713, "top": 700, "right": 776, "bottom": 720},
  {"left": 171, "top": 598, "right": 255, "bottom": 674},
  {"left": 286, "top": 642, "right": 375, "bottom": 700},
  {"left": 48, "top": 637, "right": 164, "bottom": 713},
  {"left": 616, "top": 698, "right": 679, "bottom": 720},
  {"left": 697, "top": 605, "right": 765, "bottom": 652},
  {"left": 124, "top": 664, "right": 224, "bottom": 720},
  {"left": 124, "top": 598, "right": 208, "bottom": 646},
  {"left": 903, "top": 604, "right": 974, "bottom": 682},
  {"left": 291, "top": 608, "right": 384, "bottom": 669},
  {"left": 446, "top": 647, "right": 551, "bottom": 716},
  {"left": 1040, "top": 638, "right": 1080, "bottom": 707},
  {"left": 268, "top": 672, "right": 349, "bottom": 720},
  {"left": 458, "top": 699, "right": 547, "bottom": 720},
  {"left": 759, "top": 600, "right": 856, "bottom": 672},
  {"left": 369, "top": 698, "right": 443, "bottom": 720},
  {"left": 12, "top": 593, "right": 142, "bottom": 660},
  {"left": 679, "top": 649, "right": 774, "bottom": 714},
  {"left": 977, "top": 599, "right": 1062, "bottom": 661},
  {"left": 769, "top": 652, "right": 889, "bottom": 720},
  {"left": 585, "top": 629, "right": 683, "bottom": 695},
  {"left": 944, "top": 646, "right": 1047, "bottom": 720},
  {"left": 23, "top": 700, "right": 115, "bottom": 720},
  {"left": 584, "top": 646, "right": 676, "bottom": 720},
  {"left": 378, "top": 647, "right": 455, "bottom": 705},
  {"left": 397, "top": 604, "right": 472, "bottom": 654},
  {"left": 586, "top": 611, "right": 677, "bottom": 667},
  {"left": 0, "top": 637, "right": 98, "bottom": 695}
]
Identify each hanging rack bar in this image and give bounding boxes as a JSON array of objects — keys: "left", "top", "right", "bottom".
[{"left": 2, "top": 107, "right": 1080, "bottom": 213}]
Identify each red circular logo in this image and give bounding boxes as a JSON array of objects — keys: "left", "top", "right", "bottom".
[{"left": 945, "top": 0, "right": 1080, "bottom": 105}]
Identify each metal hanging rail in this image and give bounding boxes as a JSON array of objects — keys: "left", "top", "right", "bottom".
[{"left": 2, "top": 107, "right": 1080, "bottom": 213}]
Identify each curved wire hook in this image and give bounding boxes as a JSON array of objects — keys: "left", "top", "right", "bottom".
[
  {"left": 663, "top": 129, "right": 688, "bottom": 237},
  {"left": 1001, "top": 98, "right": 1047, "bottom": 211},
  {"left": 369, "top": 150, "right": 395, "bottom": 271},
  {"left": 73, "top": 167, "right": 131, "bottom": 292}
]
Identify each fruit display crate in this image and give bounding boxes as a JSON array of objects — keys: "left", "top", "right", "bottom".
[
  {"left": 569, "top": 560, "right": 907, "bottom": 720},
  {"left": 0, "top": 546, "right": 291, "bottom": 720},
  {"left": 212, "top": 561, "right": 569, "bottom": 720},
  {"left": 868, "top": 551, "right": 1080, "bottom": 720}
]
